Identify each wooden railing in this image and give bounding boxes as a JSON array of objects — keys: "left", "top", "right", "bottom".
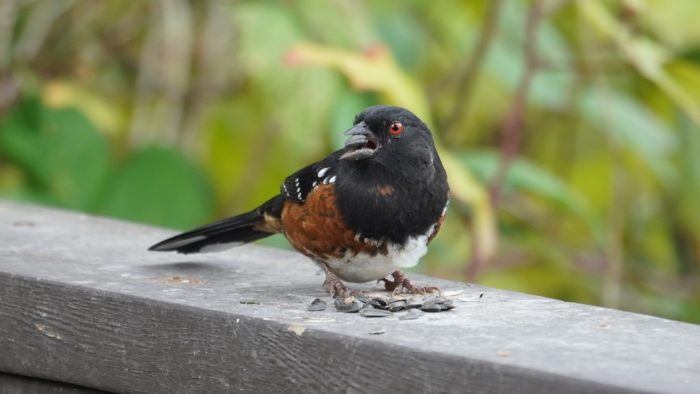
[{"left": 0, "top": 200, "right": 698, "bottom": 393}]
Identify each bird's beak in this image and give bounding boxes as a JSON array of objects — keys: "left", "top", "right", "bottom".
[{"left": 340, "top": 121, "right": 380, "bottom": 161}]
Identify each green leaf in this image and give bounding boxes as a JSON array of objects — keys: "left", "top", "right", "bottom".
[
  {"left": 327, "top": 90, "right": 376, "bottom": 150},
  {"left": 236, "top": 3, "right": 303, "bottom": 76},
  {"left": 639, "top": 0, "right": 700, "bottom": 50},
  {"left": 0, "top": 96, "right": 50, "bottom": 182},
  {"left": 42, "top": 109, "right": 112, "bottom": 210},
  {"left": 372, "top": 9, "right": 425, "bottom": 71},
  {"left": 577, "top": 88, "right": 677, "bottom": 182},
  {"left": 98, "top": 147, "right": 214, "bottom": 229},
  {"left": 579, "top": 1, "right": 700, "bottom": 127},
  {"left": 0, "top": 96, "right": 111, "bottom": 210},
  {"left": 457, "top": 150, "right": 591, "bottom": 217}
]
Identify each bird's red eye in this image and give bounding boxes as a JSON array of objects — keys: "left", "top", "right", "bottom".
[{"left": 389, "top": 121, "right": 403, "bottom": 137}]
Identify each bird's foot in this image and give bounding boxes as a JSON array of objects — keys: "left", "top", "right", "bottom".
[
  {"left": 323, "top": 272, "right": 352, "bottom": 298},
  {"left": 379, "top": 270, "right": 441, "bottom": 295}
]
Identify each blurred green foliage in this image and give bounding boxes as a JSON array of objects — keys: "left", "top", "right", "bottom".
[{"left": 0, "top": 0, "right": 699, "bottom": 323}]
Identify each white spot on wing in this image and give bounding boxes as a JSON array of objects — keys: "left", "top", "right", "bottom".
[
  {"left": 317, "top": 167, "right": 330, "bottom": 178},
  {"left": 328, "top": 175, "right": 336, "bottom": 184}
]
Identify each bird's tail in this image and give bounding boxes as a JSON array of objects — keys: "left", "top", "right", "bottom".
[{"left": 148, "top": 196, "right": 284, "bottom": 254}]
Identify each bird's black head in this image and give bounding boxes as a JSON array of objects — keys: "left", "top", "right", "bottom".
[
  {"left": 340, "top": 106, "right": 437, "bottom": 173},
  {"left": 335, "top": 105, "right": 449, "bottom": 244}
]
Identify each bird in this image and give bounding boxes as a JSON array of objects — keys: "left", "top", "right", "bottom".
[{"left": 149, "top": 105, "right": 450, "bottom": 297}]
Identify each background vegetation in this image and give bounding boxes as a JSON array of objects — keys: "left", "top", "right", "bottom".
[{"left": 1, "top": 0, "right": 699, "bottom": 323}]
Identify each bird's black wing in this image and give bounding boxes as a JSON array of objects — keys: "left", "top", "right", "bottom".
[{"left": 280, "top": 151, "right": 342, "bottom": 203}]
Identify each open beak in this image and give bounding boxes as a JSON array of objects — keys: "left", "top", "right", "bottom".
[{"left": 340, "top": 121, "right": 380, "bottom": 161}]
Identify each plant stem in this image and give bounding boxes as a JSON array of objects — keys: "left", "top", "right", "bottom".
[
  {"left": 441, "top": 0, "right": 503, "bottom": 135},
  {"left": 488, "top": 0, "right": 543, "bottom": 206}
]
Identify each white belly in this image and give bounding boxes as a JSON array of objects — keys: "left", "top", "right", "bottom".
[{"left": 325, "top": 235, "right": 429, "bottom": 283}]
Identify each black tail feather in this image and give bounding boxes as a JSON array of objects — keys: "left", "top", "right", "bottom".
[{"left": 148, "top": 196, "right": 283, "bottom": 254}]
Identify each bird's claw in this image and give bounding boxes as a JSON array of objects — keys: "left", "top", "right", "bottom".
[
  {"left": 323, "top": 280, "right": 347, "bottom": 298},
  {"left": 323, "top": 273, "right": 356, "bottom": 298},
  {"left": 379, "top": 271, "right": 441, "bottom": 295}
]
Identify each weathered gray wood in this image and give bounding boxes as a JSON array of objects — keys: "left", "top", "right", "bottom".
[
  {"left": 0, "top": 200, "right": 698, "bottom": 394},
  {"left": 0, "top": 372, "right": 108, "bottom": 394}
]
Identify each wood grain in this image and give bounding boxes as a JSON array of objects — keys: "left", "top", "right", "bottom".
[{"left": 0, "top": 372, "right": 107, "bottom": 394}]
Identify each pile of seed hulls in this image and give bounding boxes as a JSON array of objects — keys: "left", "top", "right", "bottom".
[{"left": 308, "top": 292, "right": 455, "bottom": 319}]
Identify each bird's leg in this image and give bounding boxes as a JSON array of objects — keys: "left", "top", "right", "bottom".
[
  {"left": 323, "top": 272, "right": 350, "bottom": 298},
  {"left": 379, "top": 270, "right": 440, "bottom": 295},
  {"left": 317, "top": 262, "right": 350, "bottom": 298}
]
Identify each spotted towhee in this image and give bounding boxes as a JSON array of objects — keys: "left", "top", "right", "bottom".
[{"left": 149, "top": 106, "right": 449, "bottom": 297}]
